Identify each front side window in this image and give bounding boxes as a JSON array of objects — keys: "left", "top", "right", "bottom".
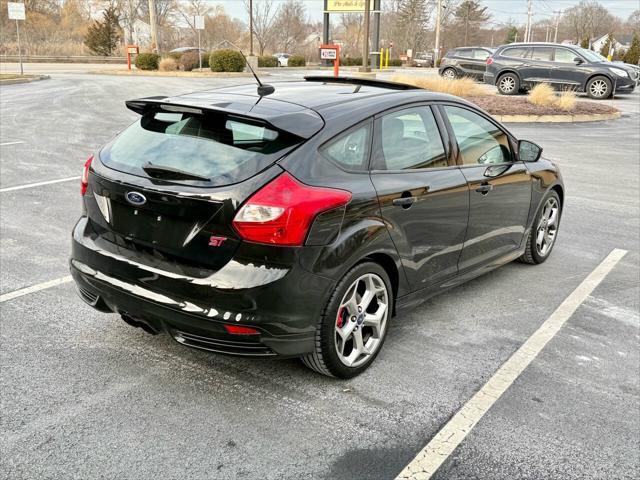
[
  {"left": 320, "top": 123, "right": 371, "bottom": 171},
  {"left": 531, "top": 47, "right": 553, "bottom": 61},
  {"left": 473, "top": 49, "right": 491, "bottom": 60},
  {"left": 377, "top": 107, "right": 447, "bottom": 170},
  {"left": 554, "top": 48, "right": 577, "bottom": 63},
  {"left": 456, "top": 49, "right": 473, "bottom": 58},
  {"left": 444, "top": 106, "right": 512, "bottom": 166}
]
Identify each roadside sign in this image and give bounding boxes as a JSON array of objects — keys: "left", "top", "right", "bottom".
[
  {"left": 194, "top": 15, "right": 205, "bottom": 30},
  {"left": 8, "top": 2, "right": 25, "bottom": 20},
  {"left": 325, "top": 0, "right": 375, "bottom": 13},
  {"left": 320, "top": 48, "right": 337, "bottom": 60}
]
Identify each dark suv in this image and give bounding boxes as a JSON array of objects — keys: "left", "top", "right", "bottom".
[
  {"left": 485, "top": 42, "right": 638, "bottom": 98},
  {"left": 70, "top": 77, "right": 563, "bottom": 378},
  {"left": 439, "top": 47, "right": 495, "bottom": 80}
]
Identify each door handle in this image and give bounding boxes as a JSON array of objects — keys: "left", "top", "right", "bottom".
[
  {"left": 475, "top": 183, "right": 494, "bottom": 195},
  {"left": 392, "top": 196, "right": 417, "bottom": 208}
]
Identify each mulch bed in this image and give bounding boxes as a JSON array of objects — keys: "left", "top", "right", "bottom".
[{"left": 465, "top": 95, "right": 618, "bottom": 116}]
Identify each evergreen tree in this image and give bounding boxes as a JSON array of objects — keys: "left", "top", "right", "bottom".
[
  {"left": 623, "top": 33, "right": 640, "bottom": 65},
  {"left": 599, "top": 34, "right": 613, "bottom": 57},
  {"left": 505, "top": 26, "right": 518, "bottom": 44},
  {"left": 396, "top": 0, "right": 430, "bottom": 55},
  {"left": 452, "top": 1, "right": 490, "bottom": 47},
  {"left": 580, "top": 37, "right": 590, "bottom": 49},
  {"left": 84, "top": 6, "right": 121, "bottom": 56}
]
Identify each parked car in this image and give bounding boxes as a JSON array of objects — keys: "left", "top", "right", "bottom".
[
  {"left": 485, "top": 42, "right": 638, "bottom": 98},
  {"left": 439, "top": 47, "right": 495, "bottom": 80},
  {"left": 273, "top": 53, "right": 291, "bottom": 67},
  {"left": 413, "top": 52, "right": 434, "bottom": 68},
  {"left": 70, "top": 76, "right": 563, "bottom": 378}
]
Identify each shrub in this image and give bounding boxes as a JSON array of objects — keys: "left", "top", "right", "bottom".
[
  {"left": 288, "top": 55, "right": 306, "bottom": 67},
  {"left": 556, "top": 89, "right": 577, "bottom": 111},
  {"left": 389, "top": 58, "right": 403, "bottom": 67},
  {"left": 167, "top": 51, "right": 182, "bottom": 61},
  {"left": 209, "top": 49, "right": 245, "bottom": 72},
  {"left": 258, "top": 56, "right": 278, "bottom": 67},
  {"left": 391, "top": 74, "right": 488, "bottom": 97},
  {"left": 623, "top": 33, "right": 640, "bottom": 65},
  {"left": 340, "top": 57, "right": 362, "bottom": 66},
  {"left": 179, "top": 51, "right": 200, "bottom": 71},
  {"left": 527, "top": 83, "right": 556, "bottom": 106},
  {"left": 135, "top": 52, "right": 160, "bottom": 70},
  {"left": 158, "top": 57, "right": 177, "bottom": 71}
]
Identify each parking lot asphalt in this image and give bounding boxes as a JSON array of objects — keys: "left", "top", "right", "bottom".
[{"left": 1, "top": 72, "right": 638, "bottom": 480}]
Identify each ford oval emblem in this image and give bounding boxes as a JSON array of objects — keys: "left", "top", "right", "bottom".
[{"left": 126, "top": 191, "right": 147, "bottom": 206}]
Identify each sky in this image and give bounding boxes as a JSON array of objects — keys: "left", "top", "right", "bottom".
[{"left": 213, "top": 0, "right": 638, "bottom": 25}]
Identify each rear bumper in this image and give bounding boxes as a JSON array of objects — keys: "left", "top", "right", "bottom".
[{"left": 70, "top": 217, "right": 335, "bottom": 357}]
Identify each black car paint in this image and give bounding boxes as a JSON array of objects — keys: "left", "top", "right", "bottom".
[
  {"left": 485, "top": 42, "right": 638, "bottom": 93},
  {"left": 70, "top": 77, "right": 563, "bottom": 359},
  {"left": 439, "top": 47, "right": 494, "bottom": 80}
]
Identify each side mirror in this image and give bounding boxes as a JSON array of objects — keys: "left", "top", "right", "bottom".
[
  {"left": 574, "top": 57, "right": 584, "bottom": 65},
  {"left": 518, "top": 140, "right": 543, "bottom": 162}
]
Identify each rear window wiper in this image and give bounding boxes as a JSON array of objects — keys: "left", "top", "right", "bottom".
[{"left": 141, "top": 162, "right": 211, "bottom": 182}]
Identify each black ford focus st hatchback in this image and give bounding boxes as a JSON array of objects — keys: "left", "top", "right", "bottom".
[{"left": 71, "top": 76, "right": 564, "bottom": 378}]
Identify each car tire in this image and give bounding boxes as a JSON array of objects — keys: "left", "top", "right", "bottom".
[
  {"left": 497, "top": 72, "right": 520, "bottom": 95},
  {"left": 518, "top": 191, "right": 562, "bottom": 264},
  {"left": 586, "top": 76, "right": 612, "bottom": 99},
  {"left": 442, "top": 68, "right": 457, "bottom": 79},
  {"left": 300, "top": 261, "right": 393, "bottom": 378}
]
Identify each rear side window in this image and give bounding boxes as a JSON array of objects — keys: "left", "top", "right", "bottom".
[
  {"left": 320, "top": 123, "right": 371, "bottom": 171},
  {"left": 502, "top": 47, "right": 530, "bottom": 58},
  {"left": 531, "top": 47, "right": 553, "bottom": 61},
  {"left": 100, "top": 110, "right": 300, "bottom": 186}
]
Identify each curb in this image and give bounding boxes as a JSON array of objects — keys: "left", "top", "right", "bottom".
[
  {"left": 90, "top": 70, "right": 258, "bottom": 78},
  {"left": 495, "top": 111, "right": 621, "bottom": 123},
  {"left": 0, "top": 75, "right": 50, "bottom": 85}
]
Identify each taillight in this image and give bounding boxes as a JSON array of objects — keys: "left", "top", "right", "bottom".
[
  {"left": 486, "top": 57, "right": 494, "bottom": 65},
  {"left": 224, "top": 324, "right": 260, "bottom": 335},
  {"left": 81, "top": 155, "right": 93, "bottom": 196},
  {"left": 232, "top": 172, "right": 352, "bottom": 246}
]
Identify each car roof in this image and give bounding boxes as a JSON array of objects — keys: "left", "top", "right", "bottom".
[
  {"left": 499, "top": 42, "right": 575, "bottom": 48},
  {"left": 129, "top": 77, "right": 471, "bottom": 137}
]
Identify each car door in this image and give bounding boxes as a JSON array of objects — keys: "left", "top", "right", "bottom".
[
  {"left": 439, "top": 104, "right": 532, "bottom": 272},
  {"left": 549, "top": 47, "right": 586, "bottom": 87},
  {"left": 370, "top": 105, "right": 470, "bottom": 290},
  {"left": 470, "top": 48, "right": 492, "bottom": 78},
  {"left": 522, "top": 46, "right": 554, "bottom": 83},
  {"left": 455, "top": 49, "right": 475, "bottom": 76}
]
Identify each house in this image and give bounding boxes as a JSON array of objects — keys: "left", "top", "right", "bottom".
[{"left": 590, "top": 34, "right": 632, "bottom": 54}]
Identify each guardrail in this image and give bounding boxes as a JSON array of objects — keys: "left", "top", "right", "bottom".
[{"left": 0, "top": 55, "right": 126, "bottom": 64}]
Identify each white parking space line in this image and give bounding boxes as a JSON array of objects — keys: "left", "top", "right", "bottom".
[
  {"left": 0, "top": 176, "right": 80, "bottom": 193},
  {"left": 0, "top": 276, "right": 73, "bottom": 303},
  {"left": 0, "top": 141, "right": 24, "bottom": 146},
  {"left": 396, "top": 248, "right": 628, "bottom": 480}
]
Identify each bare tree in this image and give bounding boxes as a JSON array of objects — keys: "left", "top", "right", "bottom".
[
  {"left": 562, "top": 0, "right": 616, "bottom": 44},
  {"left": 272, "top": 0, "right": 308, "bottom": 53},
  {"left": 117, "top": 0, "right": 144, "bottom": 44},
  {"left": 244, "top": 0, "right": 277, "bottom": 55}
]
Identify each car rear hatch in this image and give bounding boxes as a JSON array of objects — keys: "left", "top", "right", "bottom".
[{"left": 83, "top": 95, "right": 323, "bottom": 273}]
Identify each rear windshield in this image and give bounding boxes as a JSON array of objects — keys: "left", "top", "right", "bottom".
[{"left": 100, "top": 110, "right": 300, "bottom": 186}]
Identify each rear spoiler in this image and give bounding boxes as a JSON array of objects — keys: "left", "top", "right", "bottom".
[{"left": 125, "top": 96, "right": 324, "bottom": 139}]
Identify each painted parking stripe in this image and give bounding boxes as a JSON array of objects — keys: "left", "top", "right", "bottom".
[
  {"left": 396, "top": 248, "right": 628, "bottom": 480},
  {"left": 0, "top": 141, "right": 24, "bottom": 146},
  {"left": 0, "top": 176, "right": 80, "bottom": 193},
  {"left": 0, "top": 276, "right": 73, "bottom": 303}
]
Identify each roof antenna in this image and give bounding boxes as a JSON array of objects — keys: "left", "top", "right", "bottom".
[{"left": 237, "top": 50, "right": 275, "bottom": 97}]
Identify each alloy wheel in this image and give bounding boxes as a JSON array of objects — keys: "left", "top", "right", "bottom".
[
  {"left": 535, "top": 197, "right": 560, "bottom": 257},
  {"left": 334, "top": 273, "right": 389, "bottom": 368},
  {"left": 589, "top": 79, "right": 608, "bottom": 98},
  {"left": 499, "top": 76, "right": 516, "bottom": 93},
  {"left": 443, "top": 69, "right": 456, "bottom": 79}
]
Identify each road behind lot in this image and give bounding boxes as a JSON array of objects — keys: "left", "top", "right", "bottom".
[{"left": 1, "top": 72, "right": 638, "bottom": 480}]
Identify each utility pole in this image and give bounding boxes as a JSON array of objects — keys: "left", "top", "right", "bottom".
[
  {"left": 360, "top": 0, "right": 371, "bottom": 72},
  {"left": 148, "top": 0, "right": 159, "bottom": 52},
  {"left": 553, "top": 11, "right": 562, "bottom": 43},
  {"left": 434, "top": 0, "right": 442, "bottom": 64},
  {"left": 524, "top": 0, "right": 533, "bottom": 42},
  {"left": 249, "top": 0, "right": 254, "bottom": 56},
  {"left": 545, "top": 24, "right": 549, "bottom": 42}
]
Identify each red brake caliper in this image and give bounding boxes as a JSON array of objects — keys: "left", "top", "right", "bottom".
[{"left": 336, "top": 307, "right": 347, "bottom": 328}]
